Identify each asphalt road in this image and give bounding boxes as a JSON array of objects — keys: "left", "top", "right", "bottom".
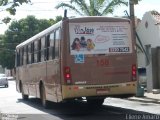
[{"left": 0, "top": 81, "right": 159, "bottom": 120}]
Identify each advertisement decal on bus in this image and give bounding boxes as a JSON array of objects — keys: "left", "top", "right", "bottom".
[{"left": 69, "top": 22, "right": 132, "bottom": 55}]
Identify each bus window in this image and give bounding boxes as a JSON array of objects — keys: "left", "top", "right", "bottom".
[
  {"left": 49, "top": 32, "right": 55, "bottom": 60},
  {"left": 23, "top": 46, "right": 27, "bottom": 65},
  {"left": 46, "top": 35, "right": 50, "bottom": 60},
  {"left": 41, "top": 37, "right": 45, "bottom": 61},
  {"left": 26, "top": 45, "right": 29, "bottom": 64},
  {"left": 31, "top": 42, "right": 34, "bottom": 63},
  {"left": 16, "top": 50, "right": 20, "bottom": 67},
  {"left": 34, "top": 40, "right": 38, "bottom": 63},
  {"left": 55, "top": 29, "right": 60, "bottom": 58},
  {"left": 20, "top": 47, "right": 24, "bottom": 66},
  {"left": 38, "top": 39, "right": 41, "bottom": 62},
  {"left": 28, "top": 44, "right": 31, "bottom": 64}
]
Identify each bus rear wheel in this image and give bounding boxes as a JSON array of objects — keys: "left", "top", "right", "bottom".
[
  {"left": 40, "top": 85, "right": 50, "bottom": 109},
  {"left": 5, "top": 84, "right": 8, "bottom": 88}
]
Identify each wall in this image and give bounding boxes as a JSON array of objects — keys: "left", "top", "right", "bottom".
[
  {"left": 136, "top": 11, "right": 160, "bottom": 68},
  {"left": 136, "top": 11, "right": 160, "bottom": 92},
  {"left": 137, "top": 12, "right": 160, "bottom": 48}
]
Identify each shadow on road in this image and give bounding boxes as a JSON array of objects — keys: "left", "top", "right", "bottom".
[{"left": 17, "top": 97, "right": 151, "bottom": 120}]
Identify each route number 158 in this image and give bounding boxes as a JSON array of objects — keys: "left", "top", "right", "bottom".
[{"left": 96, "top": 59, "right": 109, "bottom": 67}]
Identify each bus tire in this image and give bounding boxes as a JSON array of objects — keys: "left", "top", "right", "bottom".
[
  {"left": 40, "top": 85, "right": 50, "bottom": 109},
  {"left": 21, "top": 84, "right": 29, "bottom": 100},
  {"left": 87, "top": 99, "right": 104, "bottom": 106},
  {"left": 5, "top": 84, "right": 8, "bottom": 88}
]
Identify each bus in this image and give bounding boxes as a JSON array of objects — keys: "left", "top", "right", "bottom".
[{"left": 15, "top": 16, "right": 137, "bottom": 108}]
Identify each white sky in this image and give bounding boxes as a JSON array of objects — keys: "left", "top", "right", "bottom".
[{"left": 0, "top": 0, "right": 160, "bottom": 34}]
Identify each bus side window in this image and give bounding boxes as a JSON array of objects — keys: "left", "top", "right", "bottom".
[
  {"left": 49, "top": 32, "right": 55, "bottom": 60},
  {"left": 34, "top": 40, "right": 38, "bottom": 63},
  {"left": 55, "top": 28, "right": 60, "bottom": 58},
  {"left": 28, "top": 44, "right": 31, "bottom": 64},
  {"left": 31, "top": 42, "right": 34, "bottom": 64},
  {"left": 38, "top": 39, "right": 41, "bottom": 62},
  {"left": 20, "top": 47, "right": 24, "bottom": 66},
  {"left": 41, "top": 37, "right": 45, "bottom": 62},
  {"left": 19, "top": 49, "right": 22, "bottom": 66},
  {"left": 16, "top": 50, "right": 20, "bottom": 67},
  {"left": 23, "top": 46, "right": 26, "bottom": 65},
  {"left": 45, "top": 35, "right": 50, "bottom": 60},
  {"left": 26, "top": 45, "right": 29, "bottom": 64}
]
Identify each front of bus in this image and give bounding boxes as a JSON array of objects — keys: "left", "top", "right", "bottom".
[{"left": 61, "top": 17, "right": 137, "bottom": 105}]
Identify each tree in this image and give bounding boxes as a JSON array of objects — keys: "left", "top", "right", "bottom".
[
  {"left": 0, "top": 0, "right": 31, "bottom": 24},
  {"left": 55, "top": 16, "right": 63, "bottom": 23},
  {"left": 55, "top": 0, "right": 128, "bottom": 16},
  {"left": 0, "top": 15, "right": 62, "bottom": 69}
]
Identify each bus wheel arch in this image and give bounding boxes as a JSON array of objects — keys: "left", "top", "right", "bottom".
[{"left": 39, "top": 81, "right": 50, "bottom": 109}]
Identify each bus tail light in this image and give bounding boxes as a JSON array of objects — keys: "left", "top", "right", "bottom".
[
  {"left": 132, "top": 64, "right": 137, "bottom": 81},
  {"left": 64, "top": 66, "right": 72, "bottom": 84}
]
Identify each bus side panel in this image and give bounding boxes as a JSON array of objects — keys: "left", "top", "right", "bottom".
[
  {"left": 28, "top": 64, "right": 42, "bottom": 97},
  {"left": 18, "top": 66, "right": 29, "bottom": 95},
  {"left": 46, "top": 60, "right": 62, "bottom": 102}
]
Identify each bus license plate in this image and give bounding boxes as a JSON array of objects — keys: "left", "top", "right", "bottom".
[{"left": 96, "top": 89, "right": 110, "bottom": 95}]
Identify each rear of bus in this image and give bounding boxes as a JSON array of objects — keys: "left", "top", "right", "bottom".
[{"left": 61, "top": 17, "right": 137, "bottom": 105}]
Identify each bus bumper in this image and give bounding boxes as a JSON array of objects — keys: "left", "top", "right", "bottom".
[{"left": 62, "top": 81, "right": 137, "bottom": 99}]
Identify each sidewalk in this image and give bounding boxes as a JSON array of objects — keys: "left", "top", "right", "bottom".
[
  {"left": 145, "top": 92, "right": 160, "bottom": 100},
  {"left": 128, "top": 92, "right": 160, "bottom": 104}
]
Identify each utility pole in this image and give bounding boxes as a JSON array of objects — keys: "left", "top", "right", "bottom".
[
  {"left": 129, "top": 0, "right": 137, "bottom": 41},
  {"left": 129, "top": 0, "right": 150, "bottom": 64}
]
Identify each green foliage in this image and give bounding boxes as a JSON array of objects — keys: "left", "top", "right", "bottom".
[
  {"left": 0, "top": 0, "right": 31, "bottom": 23},
  {"left": 55, "top": 0, "right": 128, "bottom": 16},
  {"left": 55, "top": 16, "right": 63, "bottom": 22},
  {"left": 0, "top": 15, "right": 62, "bottom": 69},
  {"left": 2, "top": 17, "right": 11, "bottom": 24}
]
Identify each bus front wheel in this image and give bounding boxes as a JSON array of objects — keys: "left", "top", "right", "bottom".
[{"left": 40, "top": 85, "right": 50, "bottom": 109}]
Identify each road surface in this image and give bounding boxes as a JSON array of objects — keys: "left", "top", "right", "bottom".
[{"left": 0, "top": 81, "right": 159, "bottom": 120}]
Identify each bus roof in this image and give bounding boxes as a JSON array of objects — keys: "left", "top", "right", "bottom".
[
  {"left": 69, "top": 16, "right": 130, "bottom": 22},
  {"left": 16, "top": 21, "right": 62, "bottom": 49}
]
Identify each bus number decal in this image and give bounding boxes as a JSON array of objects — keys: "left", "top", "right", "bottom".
[
  {"left": 97, "top": 59, "right": 109, "bottom": 67},
  {"left": 109, "top": 47, "right": 129, "bottom": 52}
]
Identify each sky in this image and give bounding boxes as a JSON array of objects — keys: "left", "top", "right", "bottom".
[{"left": 0, "top": 0, "right": 160, "bottom": 34}]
